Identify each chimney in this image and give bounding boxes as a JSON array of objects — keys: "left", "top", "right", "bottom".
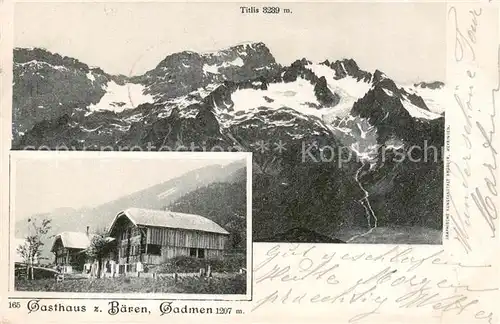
[{"left": 86, "top": 226, "right": 89, "bottom": 236}]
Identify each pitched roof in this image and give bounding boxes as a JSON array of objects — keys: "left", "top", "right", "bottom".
[
  {"left": 50, "top": 231, "right": 93, "bottom": 252},
  {"left": 109, "top": 208, "right": 230, "bottom": 235}
]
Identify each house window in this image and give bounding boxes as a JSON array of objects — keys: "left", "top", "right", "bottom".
[
  {"left": 147, "top": 244, "right": 161, "bottom": 256},
  {"left": 189, "top": 248, "right": 205, "bottom": 258},
  {"left": 197, "top": 249, "right": 205, "bottom": 259}
]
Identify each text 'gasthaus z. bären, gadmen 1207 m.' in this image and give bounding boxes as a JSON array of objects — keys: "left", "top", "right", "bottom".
[{"left": 9, "top": 300, "right": 245, "bottom": 316}]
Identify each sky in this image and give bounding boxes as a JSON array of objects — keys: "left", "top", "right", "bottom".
[
  {"left": 14, "top": 2, "right": 446, "bottom": 83},
  {"left": 12, "top": 154, "right": 242, "bottom": 220}
]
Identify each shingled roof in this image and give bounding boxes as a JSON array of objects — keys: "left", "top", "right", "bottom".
[{"left": 108, "top": 208, "right": 230, "bottom": 235}]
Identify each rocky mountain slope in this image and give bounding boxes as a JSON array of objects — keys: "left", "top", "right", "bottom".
[{"left": 12, "top": 42, "right": 446, "bottom": 243}]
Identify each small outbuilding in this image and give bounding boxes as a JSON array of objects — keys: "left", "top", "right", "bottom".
[{"left": 50, "top": 231, "right": 93, "bottom": 273}]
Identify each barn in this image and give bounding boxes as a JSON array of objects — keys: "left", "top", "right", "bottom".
[
  {"left": 107, "top": 208, "right": 230, "bottom": 273},
  {"left": 50, "top": 231, "right": 93, "bottom": 273}
]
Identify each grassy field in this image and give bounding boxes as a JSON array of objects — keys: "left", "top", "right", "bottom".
[{"left": 15, "top": 273, "right": 246, "bottom": 294}]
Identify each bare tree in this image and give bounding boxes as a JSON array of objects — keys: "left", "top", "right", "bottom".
[{"left": 17, "top": 217, "right": 52, "bottom": 280}]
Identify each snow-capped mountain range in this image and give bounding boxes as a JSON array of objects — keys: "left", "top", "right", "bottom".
[{"left": 12, "top": 42, "right": 445, "bottom": 243}]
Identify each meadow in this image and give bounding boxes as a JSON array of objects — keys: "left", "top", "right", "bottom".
[{"left": 15, "top": 273, "right": 246, "bottom": 294}]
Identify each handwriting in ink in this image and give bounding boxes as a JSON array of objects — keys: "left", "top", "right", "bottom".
[
  {"left": 252, "top": 255, "right": 497, "bottom": 323},
  {"left": 448, "top": 7, "right": 482, "bottom": 62},
  {"left": 470, "top": 45, "right": 500, "bottom": 238}
]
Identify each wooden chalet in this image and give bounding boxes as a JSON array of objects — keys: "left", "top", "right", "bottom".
[
  {"left": 50, "top": 231, "right": 93, "bottom": 273},
  {"left": 107, "top": 208, "right": 230, "bottom": 273}
]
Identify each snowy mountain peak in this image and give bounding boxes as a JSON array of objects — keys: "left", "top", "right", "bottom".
[
  {"left": 14, "top": 47, "right": 107, "bottom": 77},
  {"left": 138, "top": 42, "right": 279, "bottom": 102},
  {"left": 202, "top": 41, "right": 271, "bottom": 56},
  {"left": 372, "top": 69, "right": 388, "bottom": 83},
  {"left": 320, "top": 58, "right": 372, "bottom": 82}
]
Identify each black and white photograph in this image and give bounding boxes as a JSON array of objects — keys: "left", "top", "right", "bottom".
[
  {"left": 10, "top": 152, "right": 251, "bottom": 298},
  {"left": 2, "top": 1, "right": 500, "bottom": 324},
  {"left": 12, "top": 2, "right": 446, "bottom": 245}
]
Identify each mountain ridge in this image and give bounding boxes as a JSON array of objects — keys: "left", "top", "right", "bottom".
[{"left": 12, "top": 42, "right": 446, "bottom": 244}]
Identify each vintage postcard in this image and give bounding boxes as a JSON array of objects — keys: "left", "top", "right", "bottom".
[{"left": 0, "top": 1, "right": 499, "bottom": 324}]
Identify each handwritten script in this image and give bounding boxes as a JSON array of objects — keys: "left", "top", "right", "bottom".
[
  {"left": 252, "top": 245, "right": 498, "bottom": 323},
  {"left": 448, "top": 5, "right": 497, "bottom": 254}
]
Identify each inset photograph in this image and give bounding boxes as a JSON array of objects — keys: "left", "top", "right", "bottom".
[{"left": 10, "top": 152, "right": 251, "bottom": 299}]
